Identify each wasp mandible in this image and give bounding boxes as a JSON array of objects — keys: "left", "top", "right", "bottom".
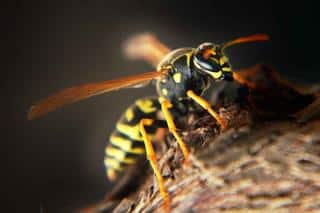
[{"left": 28, "top": 33, "right": 269, "bottom": 208}]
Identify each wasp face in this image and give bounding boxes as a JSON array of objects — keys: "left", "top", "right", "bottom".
[{"left": 193, "top": 42, "right": 233, "bottom": 81}]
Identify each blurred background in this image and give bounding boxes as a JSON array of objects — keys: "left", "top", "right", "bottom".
[{"left": 5, "top": 0, "right": 319, "bottom": 212}]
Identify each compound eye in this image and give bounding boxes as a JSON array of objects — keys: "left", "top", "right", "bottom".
[
  {"left": 193, "top": 55, "right": 220, "bottom": 72},
  {"left": 197, "top": 43, "right": 215, "bottom": 57},
  {"left": 198, "top": 42, "right": 214, "bottom": 50},
  {"left": 195, "top": 43, "right": 219, "bottom": 62},
  {"left": 194, "top": 45, "right": 219, "bottom": 71}
]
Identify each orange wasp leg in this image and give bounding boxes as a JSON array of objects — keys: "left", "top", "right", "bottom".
[
  {"left": 187, "top": 90, "right": 227, "bottom": 130},
  {"left": 139, "top": 118, "right": 170, "bottom": 209},
  {"left": 159, "top": 97, "right": 190, "bottom": 163}
]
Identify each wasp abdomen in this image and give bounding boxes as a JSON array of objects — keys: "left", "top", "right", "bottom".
[{"left": 104, "top": 97, "right": 163, "bottom": 181}]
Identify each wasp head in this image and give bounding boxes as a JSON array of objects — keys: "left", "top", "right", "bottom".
[{"left": 193, "top": 42, "right": 233, "bottom": 81}]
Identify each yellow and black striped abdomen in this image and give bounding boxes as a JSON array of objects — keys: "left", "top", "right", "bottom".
[{"left": 104, "top": 97, "right": 164, "bottom": 181}]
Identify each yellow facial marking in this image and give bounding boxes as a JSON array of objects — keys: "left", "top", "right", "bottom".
[
  {"left": 136, "top": 99, "right": 157, "bottom": 113},
  {"left": 211, "top": 71, "right": 222, "bottom": 79},
  {"left": 173, "top": 72, "right": 182, "bottom": 83},
  {"left": 162, "top": 88, "right": 168, "bottom": 96},
  {"left": 219, "top": 56, "right": 228, "bottom": 65},
  {"left": 125, "top": 108, "right": 134, "bottom": 121},
  {"left": 222, "top": 67, "right": 231, "bottom": 71},
  {"left": 116, "top": 123, "right": 143, "bottom": 141}
]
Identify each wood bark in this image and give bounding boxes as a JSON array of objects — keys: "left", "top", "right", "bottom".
[{"left": 111, "top": 65, "right": 320, "bottom": 213}]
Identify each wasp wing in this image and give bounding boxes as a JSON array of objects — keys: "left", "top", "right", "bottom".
[
  {"left": 28, "top": 70, "right": 167, "bottom": 120},
  {"left": 123, "top": 33, "right": 171, "bottom": 68}
]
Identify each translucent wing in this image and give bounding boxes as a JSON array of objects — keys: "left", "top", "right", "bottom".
[
  {"left": 123, "top": 33, "right": 171, "bottom": 68},
  {"left": 28, "top": 70, "right": 168, "bottom": 120}
]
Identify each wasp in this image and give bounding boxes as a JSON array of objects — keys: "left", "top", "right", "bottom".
[{"left": 28, "top": 33, "right": 269, "bottom": 209}]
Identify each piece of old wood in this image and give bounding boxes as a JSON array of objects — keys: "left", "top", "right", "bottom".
[
  {"left": 112, "top": 117, "right": 320, "bottom": 213},
  {"left": 79, "top": 64, "right": 320, "bottom": 213},
  {"left": 109, "top": 65, "right": 320, "bottom": 213}
]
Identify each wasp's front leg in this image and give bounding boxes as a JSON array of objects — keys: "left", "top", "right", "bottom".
[
  {"left": 187, "top": 90, "right": 227, "bottom": 129},
  {"left": 159, "top": 97, "right": 190, "bottom": 162}
]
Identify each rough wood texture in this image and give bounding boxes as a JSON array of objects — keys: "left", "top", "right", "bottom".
[
  {"left": 111, "top": 112, "right": 320, "bottom": 213},
  {"left": 108, "top": 65, "right": 320, "bottom": 213}
]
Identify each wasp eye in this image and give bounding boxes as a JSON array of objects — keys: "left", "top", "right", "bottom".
[{"left": 193, "top": 43, "right": 220, "bottom": 73}]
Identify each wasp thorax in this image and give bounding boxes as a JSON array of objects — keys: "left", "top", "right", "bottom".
[{"left": 193, "top": 42, "right": 233, "bottom": 81}]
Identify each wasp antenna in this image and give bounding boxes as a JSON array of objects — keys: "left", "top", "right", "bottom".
[{"left": 222, "top": 34, "right": 270, "bottom": 52}]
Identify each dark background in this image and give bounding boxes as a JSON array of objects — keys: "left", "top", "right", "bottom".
[{"left": 5, "top": 1, "right": 319, "bottom": 212}]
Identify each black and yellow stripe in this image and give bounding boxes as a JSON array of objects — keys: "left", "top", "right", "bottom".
[{"left": 104, "top": 97, "right": 165, "bottom": 181}]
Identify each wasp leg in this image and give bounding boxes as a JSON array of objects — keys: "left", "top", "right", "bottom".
[
  {"left": 123, "top": 33, "right": 171, "bottom": 68},
  {"left": 139, "top": 118, "right": 170, "bottom": 209},
  {"left": 159, "top": 97, "right": 190, "bottom": 163},
  {"left": 187, "top": 90, "right": 227, "bottom": 129}
]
